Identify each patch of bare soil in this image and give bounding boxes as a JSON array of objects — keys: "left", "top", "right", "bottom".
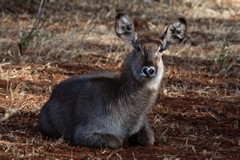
[{"left": 0, "top": 0, "right": 240, "bottom": 159}]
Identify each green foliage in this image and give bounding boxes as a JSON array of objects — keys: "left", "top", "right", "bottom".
[
  {"left": 19, "top": 31, "right": 38, "bottom": 48},
  {"left": 218, "top": 35, "right": 230, "bottom": 69},
  {"left": 212, "top": 25, "right": 238, "bottom": 70},
  {"left": 18, "top": 17, "right": 45, "bottom": 54},
  {"left": 18, "top": 0, "right": 45, "bottom": 54}
]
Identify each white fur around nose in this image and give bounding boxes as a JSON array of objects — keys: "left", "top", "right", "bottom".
[
  {"left": 146, "top": 48, "right": 164, "bottom": 91},
  {"left": 146, "top": 60, "right": 164, "bottom": 91}
]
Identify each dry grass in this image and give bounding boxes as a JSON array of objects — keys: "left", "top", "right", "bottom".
[{"left": 0, "top": 0, "right": 240, "bottom": 159}]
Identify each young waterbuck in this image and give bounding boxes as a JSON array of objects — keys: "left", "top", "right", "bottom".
[{"left": 39, "top": 13, "right": 187, "bottom": 149}]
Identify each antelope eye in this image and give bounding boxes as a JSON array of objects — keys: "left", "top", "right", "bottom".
[
  {"left": 137, "top": 46, "right": 141, "bottom": 52},
  {"left": 159, "top": 46, "right": 164, "bottom": 53}
]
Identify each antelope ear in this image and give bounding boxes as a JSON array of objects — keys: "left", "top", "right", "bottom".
[
  {"left": 160, "top": 17, "right": 187, "bottom": 52},
  {"left": 115, "top": 13, "right": 138, "bottom": 45}
]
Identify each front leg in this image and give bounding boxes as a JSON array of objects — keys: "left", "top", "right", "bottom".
[
  {"left": 128, "top": 120, "right": 155, "bottom": 146},
  {"left": 73, "top": 125, "right": 123, "bottom": 149}
]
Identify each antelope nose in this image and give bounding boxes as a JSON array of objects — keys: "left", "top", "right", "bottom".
[{"left": 141, "top": 66, "right": 156, "bottom": 77}]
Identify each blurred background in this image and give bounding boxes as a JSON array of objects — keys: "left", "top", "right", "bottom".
[{"left": 1, "top": 0, "right": 239, "bottom": 63}]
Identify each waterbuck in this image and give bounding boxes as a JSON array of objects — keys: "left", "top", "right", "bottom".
[{"left": 39, "top": 13, "right": 187, "bottom": 149}]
